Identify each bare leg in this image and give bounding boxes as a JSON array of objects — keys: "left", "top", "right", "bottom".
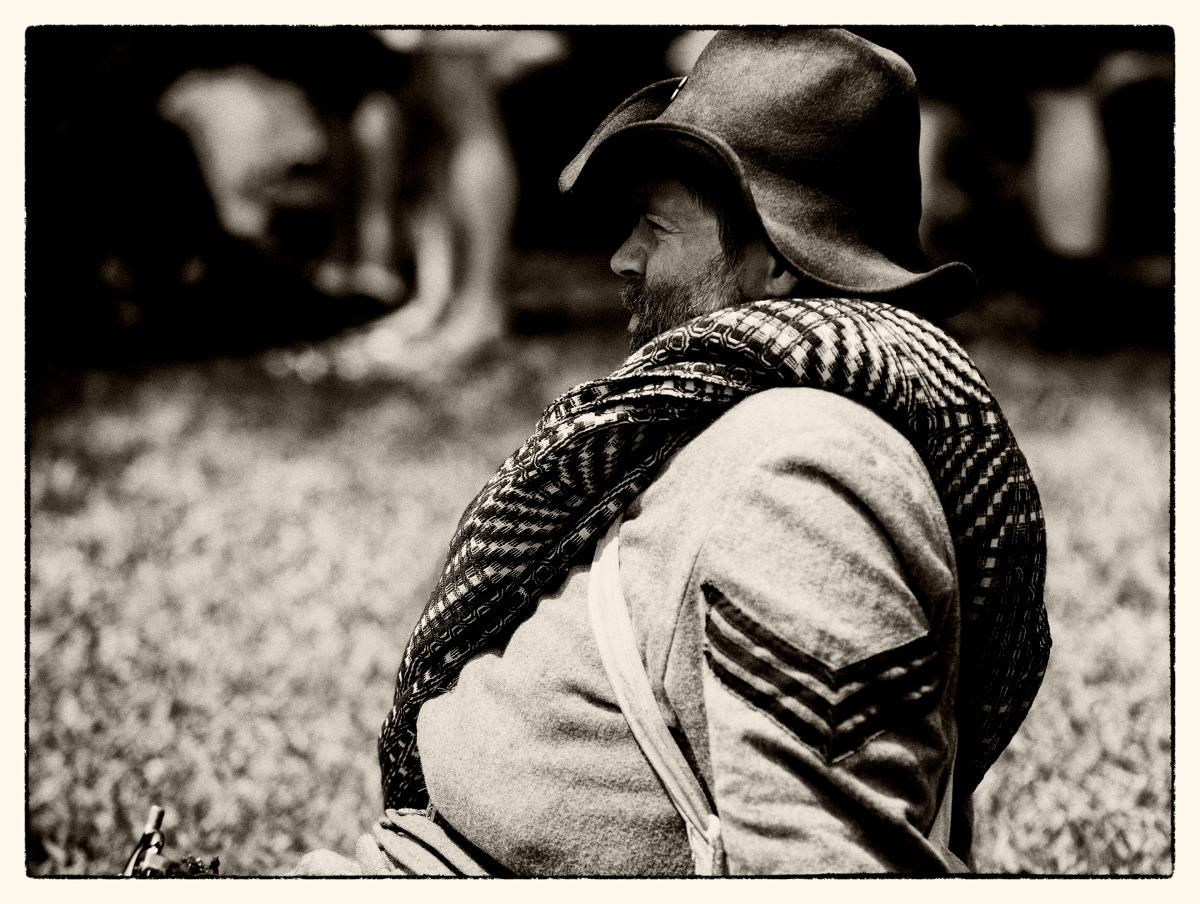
[
  {"left": 443, "top": 119, "right": 517, "bottom": 346},
  {"left": 383, "top": 201, "right": 456, "bottom": 337},
  {"left": 348, "top": 90, "right": 407, "bottom": 304},
  {"left": 417, "top": 50, "right": 516, "bottom": 357},
  {"left": 330, "top": 50, "right": 516, "bottom": 378}
]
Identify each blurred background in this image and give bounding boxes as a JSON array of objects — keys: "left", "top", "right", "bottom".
[{"left": 26, "top": 26, "right": 1173, "bottom": 875}]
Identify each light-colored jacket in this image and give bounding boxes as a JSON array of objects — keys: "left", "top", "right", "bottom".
[{"left": 415, "top": 386, "right": 961, "bottom": 875}]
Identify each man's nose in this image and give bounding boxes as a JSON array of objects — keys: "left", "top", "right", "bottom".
[{"left": 609, "top": 225, "right": 647, "bottom": 279}]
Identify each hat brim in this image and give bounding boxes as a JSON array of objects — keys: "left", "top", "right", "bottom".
[
  {"left": 559, "top": 78, "right": 684, "bottom": 194},
  {"left": 560, "top": 78, "right": 975, "bottom": 320}
]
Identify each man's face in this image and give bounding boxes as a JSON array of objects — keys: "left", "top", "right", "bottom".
[{"left": 610, "top": 179, "right": 748, "bottom": 350}]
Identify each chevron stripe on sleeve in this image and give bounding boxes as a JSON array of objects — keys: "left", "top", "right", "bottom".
[{"left": 702, "top": 583, "right": 942, "bottom": 763}]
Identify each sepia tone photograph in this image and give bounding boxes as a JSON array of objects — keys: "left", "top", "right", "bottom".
[{"left": 24, "top": 23, "right": 1172, "bottom": 877}]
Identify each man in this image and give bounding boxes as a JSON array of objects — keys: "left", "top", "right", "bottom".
[{"left": 299, "top": 28, "right": 1050, "bottom": 876}]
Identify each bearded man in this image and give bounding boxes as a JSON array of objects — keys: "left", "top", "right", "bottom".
[{"left": 297, "top": 28, "right": 1050, "bottom": 876}]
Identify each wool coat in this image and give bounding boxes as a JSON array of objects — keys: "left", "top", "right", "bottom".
[{"left": 408, "top": 386, "right": 961, "bottom": 875}]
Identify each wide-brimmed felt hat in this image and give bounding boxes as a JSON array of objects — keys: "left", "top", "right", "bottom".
[{"left": 559, "top": 28, "right": 974, "bottom": 318}]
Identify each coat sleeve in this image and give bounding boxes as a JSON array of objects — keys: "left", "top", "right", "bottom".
[{"left": 664, "top": 389, "right": 961, "bottom": 874}]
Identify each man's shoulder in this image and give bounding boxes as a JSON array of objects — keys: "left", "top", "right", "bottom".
[
  {"left": 687, "top": 388, "right": 959, "bottom": 692},
  {"left": 649, "top": 386, "right": 956, "bottom": 610},
  {"left": 685, "top": 386, "right": 925, "bottom": 480}
]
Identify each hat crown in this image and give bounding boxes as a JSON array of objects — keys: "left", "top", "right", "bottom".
[{"left": 667, "top": 29, "right": 924, "bottom": 251}]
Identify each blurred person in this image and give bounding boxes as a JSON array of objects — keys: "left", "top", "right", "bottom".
[
  {"left": 297, "top": 29, "right": 1050, "bottom": 875},
  {"left": 27, "top": 29, "right": 409, "bottom": 357},
  {"left": 324, "top": 29, "right": 566, "bottom": 376},
  {"left": 160, "top": 65, "right": 331, "bottom": 262},
  {"left": 155, "top": 33, "right": 491, "bottom": 312},
  {"left": 155, "top": 30, "right": 564, "bottom": 373}
]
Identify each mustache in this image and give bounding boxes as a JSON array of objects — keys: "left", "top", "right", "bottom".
[{"left": 618, "top": 278, "right": 646, "bottom": 313}]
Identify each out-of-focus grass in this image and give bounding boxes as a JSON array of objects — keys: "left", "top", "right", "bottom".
[
  {"left": 966, "top": 335, "right": 1171, "bottom": 874},
  {"left": 26, "top": 284, "right": 1170, "bottom": 875}
]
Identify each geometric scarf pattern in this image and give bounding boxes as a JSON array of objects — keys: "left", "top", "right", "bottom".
[{"left": 379, "top": 297, "right": 1050, "bottom": 810}]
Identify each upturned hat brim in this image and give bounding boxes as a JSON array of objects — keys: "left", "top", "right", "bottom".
[{"left": 559, "top": 37, "right": 976, "bottom": 320}]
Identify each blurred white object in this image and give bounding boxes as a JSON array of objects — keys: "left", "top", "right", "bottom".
[
  {"left": 1028, "top": 89, "right": 1108, "bottom": 259},
  {"left": 374, "top": 29, "right": 568, "bottom": 84},
  {"left": 1092, "top": 50, "right": 1173, "bottom": 96},
  {"left": 160, "top": 65, "right": 328, "bottom": 248},
  {"left": 666, "top": 30, "right": 717, "bottom": 75}
]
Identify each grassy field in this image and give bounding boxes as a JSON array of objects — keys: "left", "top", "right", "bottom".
[{"left": 26, "top": 275, "right": 1172, "bottom": 875}]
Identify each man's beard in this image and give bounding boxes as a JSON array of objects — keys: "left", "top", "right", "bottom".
[{"left": 619, "top": 253, "right": 747, "bottom": 350}]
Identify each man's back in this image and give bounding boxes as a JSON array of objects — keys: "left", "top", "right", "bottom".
[{"left": 417, "top": 387, "right": 960, "bottom": 874}]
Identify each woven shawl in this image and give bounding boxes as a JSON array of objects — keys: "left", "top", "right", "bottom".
[{"left": 379, "top": 297, "right": 1050, "bottom": 809}]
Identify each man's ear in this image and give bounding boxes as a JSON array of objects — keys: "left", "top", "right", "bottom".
[
  {"left": 762, "top": 254, "right": 801, "bottom": 298},
  {"left": 741, "top": 242, "right": 801, "bottom": 298}
]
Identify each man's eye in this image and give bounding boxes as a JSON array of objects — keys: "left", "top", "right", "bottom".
[{"left": 645, "top": 217, "right": 670, "bottom": 234}]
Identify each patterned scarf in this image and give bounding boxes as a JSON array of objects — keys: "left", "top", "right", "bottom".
[{"left": 379, "top": 297, "right": 1050, "bottom": 809}]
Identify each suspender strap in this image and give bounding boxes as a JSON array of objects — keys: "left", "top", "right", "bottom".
[
  {"left": 588, "top": 516, "right": 725, "bottom": 875},
  {"left": 588, "top": 514, "right": 967, "bottom": 875}
]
